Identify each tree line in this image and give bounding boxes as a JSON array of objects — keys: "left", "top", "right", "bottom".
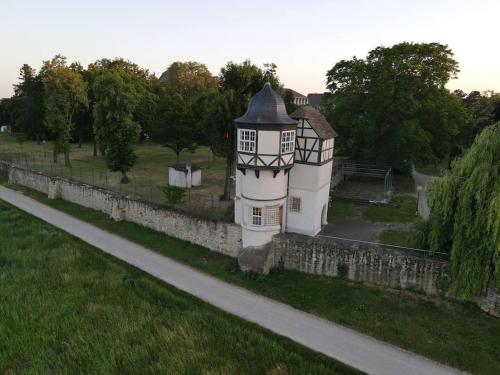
[
  {"left": 0, "top": 57, "right": 288, "bottom": 190},
  {"left": 321, "top": 42, "right": 500, "bottom": 172}
]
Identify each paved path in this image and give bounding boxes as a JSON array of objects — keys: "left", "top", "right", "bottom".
[
  {"left": 412, "top": 169, "right": 433, "bottom": 220},
  {"left": 0, "top": 186, "right": 463, "bottom": 375}
]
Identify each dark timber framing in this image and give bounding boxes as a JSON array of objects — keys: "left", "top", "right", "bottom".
[{"left": 294, "top": 118, "right": 334, "bottom": 166}]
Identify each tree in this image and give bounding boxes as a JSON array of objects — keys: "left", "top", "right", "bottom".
[
  {"left": 11, "top": 65, "right": 45, "bottom": 143},
  {"left": 159, "top": 61, "right": 217, "bottom": 102},
  {"left": 283, "top": 89, "right": 298, "bottom": 114},
  {"left": 41, "top": 55, "right": 88, "bottom": 166},
  {"left": 323, "top": 42, "right": 468, "bottom": 172},
  {"left": 153, "top": 92, "right": 196, "bottom": 163},
  {"left": 205, "top": 60, "right": 282, "bottom": 200},
  {"left": 92, "top": 71, "right": 140, "bottom": 183},
  {"left": 0, "top": 98, "right": 15, "bottom": 130},
  {"left": 418, "top": 124, "right": 499, "bottom": 299},
  {"left": 87, "top": 58, "right": 158, "bottom": 149},
  {"left": 455, "top": 90, "right": 499, "bottom": 150}
]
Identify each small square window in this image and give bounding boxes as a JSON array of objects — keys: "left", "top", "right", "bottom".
[{"left": 289, "top": 197, "right": 301, "bottom": 213}]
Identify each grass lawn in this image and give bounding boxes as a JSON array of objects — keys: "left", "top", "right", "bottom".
[
  {"left": 0, "top": 133, "right": 231, "bottom": 216},
  {"left": 363, "top": 195, "right": 417, "bottom": 223},
  {"left": 7, "top": 184, "right": 500, "bottom": 375},
  {"left": 329, "top": 195, "right": 417, "bottom": 224},
  {"left": 0, "top": 200, "right": 357, "bottom": 374},
  {"left": 378, "top": 229, "right": 411, "bottom": 247}
]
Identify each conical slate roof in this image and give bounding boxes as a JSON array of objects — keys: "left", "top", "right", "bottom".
[{"left": 235, "top": 82, "right": 298, "bottom": 126}]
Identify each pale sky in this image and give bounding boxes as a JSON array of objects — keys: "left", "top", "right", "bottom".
[{"left": 1, "top": 0, "right": 499, "bottom": 98}]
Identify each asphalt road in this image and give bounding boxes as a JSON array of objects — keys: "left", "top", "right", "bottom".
[{"left": 0, "top": 185, "right": 464, "bottom": 375}]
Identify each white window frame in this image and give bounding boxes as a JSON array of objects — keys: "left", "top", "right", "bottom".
[
  {"left": 238, "top": 129, "right": 256, "bottom": 153},
  {"left": 281, "top": 130, "right": 295, "bottom": 153},
  {"left": 289, "top": 197, "right": 301, "bottom": 213},
  {"left": 252, "top": 207, "right": 262, "bottom": 226}
]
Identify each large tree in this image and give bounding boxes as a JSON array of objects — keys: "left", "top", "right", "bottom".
[
  {"left": 204, "top": 60, "right": 282, "bottom": 199},
  {"left": 454, "top": 90, "right": 500, "bottom": 150},
  {"left": 92, "top": 71, "right": 140, "bottom": 183},
  {"left": 159, "top": 61, "right": 217, "bottom": 102},
  {"left": 152, "top": 92, "right": 197, "bottom": 163},
  {"left": 41, "top": 55, "right": 88, "bottom": 166},
  {"left": 323, "top": 42, "right": 468, "bottom": 172},
  {"left": 87, "top": 58, "right": 158, "bottom": 148},
  {"left": 11, "top": 64, "right": 45, "bottom": 142},
  {"left": 418, "top": 124, "right": 499, "bottom": 299}
]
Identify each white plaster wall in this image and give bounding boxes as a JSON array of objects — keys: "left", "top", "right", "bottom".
[
  {"left": 241, "top": 169, "right": 288, "bottom": 201},
  {"left": 240, "top": 196, "right": 285, "bottom": 248},
  {"left": 191, "top": 170, "right": 201, "bottom": 186},
  {"left": 289, "top": 161, "right": 332, "bottom": 191},
  {"left": 169, "top": 168, "right": 189, "bottom": 188},
  {"left": 287, "top": 162, "right": 333, "bottom": 236},
  {"left": 257, "top": 130, "right": 280, "bottom": 154}
]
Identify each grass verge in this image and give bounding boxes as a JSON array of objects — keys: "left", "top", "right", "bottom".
[
  {"left": 5, "top": 185, "right": 500, "bottom": 375},
  {"left": 363, "top": 195, "right": 417, "bottom": 223},
  {"left": 0, "top": 200, "right": 357, "bottom": 374},
  {"left": 378, "top": 229, "right": 411, "bottom": 247}
]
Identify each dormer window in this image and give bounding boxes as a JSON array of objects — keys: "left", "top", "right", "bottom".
[
  {"left": 281, "top": 130, "right": 295, "bottom": 153},
  {"left": 238, "top": 129, "right": 256, "bottom": 152}
]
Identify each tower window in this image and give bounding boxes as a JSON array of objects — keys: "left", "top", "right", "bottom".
[
  {"left": 252, "top": 207, "right": 262, "bottom": 226},
  {"left": 289, "top": 197, "right": 301, "bottom": 213},
  {"left": 264, "top": 206, "right": 280, "bottom": 226},
  {"left": 281, "top": 130, "right": 295, "bottom": 153},
  {"left": 238, "top": 129, "right": 256, "bottom": 152}
]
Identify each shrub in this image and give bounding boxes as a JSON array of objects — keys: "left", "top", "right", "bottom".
[{"left": 161, "top": 185, "right": 185, "bottom": 209}]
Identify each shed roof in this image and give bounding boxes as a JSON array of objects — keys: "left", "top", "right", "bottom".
[{"left": 290, "top": 105, "right": 337, "bottom": 139}]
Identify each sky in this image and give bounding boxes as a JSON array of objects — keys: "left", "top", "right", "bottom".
[{"left": 1, "top": 0, "right": 499, "bottom": 98}]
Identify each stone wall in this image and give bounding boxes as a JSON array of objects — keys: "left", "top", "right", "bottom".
[
  {"left": 477, "top": 284, "right": 500, "bottom": 318},
  {"left": 4, "top": 162, "right": 242, "bottom": 257},
  {"left": 271, "top": 233, "right": 450, "bottom": 295},
  {"left": 1, "top": 160, "right": 498, "bottom": 317}
]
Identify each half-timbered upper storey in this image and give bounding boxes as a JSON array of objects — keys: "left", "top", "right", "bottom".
[
  {"left": 235, "top": 83, "right": 298, "bottom": 171},
  {"left": 289, "top": 106, "right": 337, "bottom": 165}
]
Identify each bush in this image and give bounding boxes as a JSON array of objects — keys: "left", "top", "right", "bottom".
[{"left": 161, "top": 185, "right": 185, "bottom": 208}]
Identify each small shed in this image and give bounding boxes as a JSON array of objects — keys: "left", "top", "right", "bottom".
[{"left": 168, "top": 163, "right": 201, "bottom": 188}]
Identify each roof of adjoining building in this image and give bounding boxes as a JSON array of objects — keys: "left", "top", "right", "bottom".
[
  {"left": 285, "top": 88, "right": 306, "bottom": 98},
  {"left": 290, "top": 105, "right": 337, "bottom": 139},
  {"left": 307, "top": 93, "right": 324, "bottom": 107},
  {"left": 235, "top": 82, "right": 298, "bottom": 126}
]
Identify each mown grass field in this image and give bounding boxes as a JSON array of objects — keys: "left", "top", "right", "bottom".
[
  {"left": 8, "top": 184, "right": 500, "bottom": 375},
  {"left": 0, "top": 133, "right": 231, "bottom": 215},
  {"left": 0, "top": 200, "right": 358, "bottom": 374}
]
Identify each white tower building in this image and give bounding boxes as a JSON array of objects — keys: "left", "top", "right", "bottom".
[
  {"left": 287, "top": 106, "right": 337, "bottom": 235},
  {"left": 234, "top": 82, "right": 297, "bottom": 248},
  {"left": 234, "top": 84, "right": 337, "bottom": 250}
]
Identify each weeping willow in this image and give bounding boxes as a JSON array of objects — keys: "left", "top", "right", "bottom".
[{"left": 426, "top": 124, "right": 500, "bottom": 299}]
